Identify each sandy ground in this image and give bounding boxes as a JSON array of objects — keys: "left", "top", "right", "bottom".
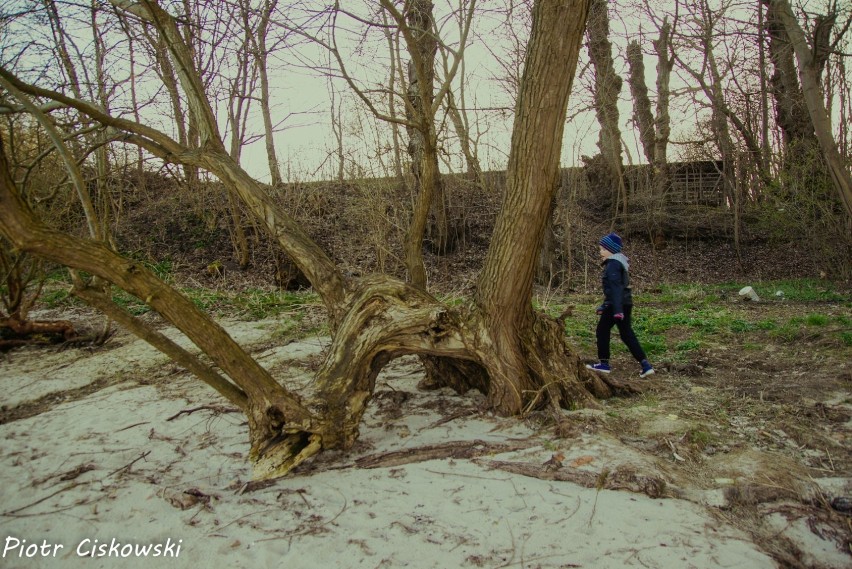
[{"left": 0, "top": 315, "right": 849, "bottom": 569}]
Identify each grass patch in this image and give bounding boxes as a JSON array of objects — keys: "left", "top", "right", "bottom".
[
  {"left": 764, "top": 279, "right": 847, "bottom": 302},
  {"left": 182, "top": 288, "right": 321, "bottom": 319},
  {"left": 804, "top": 313, "right": 829, "bottom": 326},
  {"left": 639, "top": 334, "right": 667, "bottom": 357},
  {"left": 676, "top": 339, "right": 700, "bottom": 352},
  {"left": 686, "top": 427, "right": 718, "bottom": 449},
  {"left": 112, "top": 289, "right": 150, "bottom": 315},
  {"left": 729, "top": 319, "right": 754, "bottom": 333},
  {"left": 589, "top": 278, "right": 849, "bottom": 362},
  {"left": 40, "top": 288, "right": 74, "bottom": 309},
  {"left": 769, "top": 323, "right": 803, "bottom": 343}
]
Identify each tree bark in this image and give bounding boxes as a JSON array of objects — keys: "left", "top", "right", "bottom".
[{"left": 475, "top": 0, "right": 603, "bottom": 414}]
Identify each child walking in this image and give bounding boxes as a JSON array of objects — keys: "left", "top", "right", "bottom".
[{"left": 586, "top": 232, "right": 655, "bottom": 378}]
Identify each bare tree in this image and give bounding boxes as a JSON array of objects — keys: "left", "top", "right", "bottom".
[
  {"left": 761, "top": 0, "right": 820, "bottom": 156},
  {"left": 286, "top": 1, "right": 477, "bottom": 288},
  {"left": 381, "top": 8, "right": 407, "bottom": 182},
  {"left": 625, "top": 13, "right": 674, "bottom": 238},
  {"left": 439, "top": 9, "right": 487, "bottom": 193},
  {"left": 769, "top": 0, "right": 852, "bottom": 220},
  {"left": 251, "top": 0, "right": 285, "bottom": 187},
  {"left": 1, "top": 0, "right": 621, "bottom": 480},
  {"left": 586, "top": 0, "right": 628, "bottom": 222}
]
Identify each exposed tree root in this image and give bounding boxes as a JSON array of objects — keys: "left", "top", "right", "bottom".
[
  {"left": 0, "top": 317, "right": 78, "bottom": 350},
  {"left": 354, "top": 439, "right": 539, "bottom": 469},
  {"left": 480, "top": 459, "right": 682, "bottom": 499},
  {"left": 252, "top": 275, "right": 632, "bottom": 479}
]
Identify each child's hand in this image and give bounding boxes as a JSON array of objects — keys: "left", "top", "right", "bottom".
[
  {"left": 613, "top": 312, "right": 624, "bottom": 321},
  {"left": 595, "top": 304, "right": 607, "bottom": 315}
]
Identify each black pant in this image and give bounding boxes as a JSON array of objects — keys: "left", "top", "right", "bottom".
[{"left": 596, "top": 304, "right": 647, "bottom": 363}]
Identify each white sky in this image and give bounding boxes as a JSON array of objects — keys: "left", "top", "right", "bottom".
[{"left": 2, "top": 0, "right": 849, "bottom": 184}]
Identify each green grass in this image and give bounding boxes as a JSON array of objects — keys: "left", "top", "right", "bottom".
[
  {"left": 40, "top": 288, "right": 74, "bottom": 308},
  {"left": 112, "top": 289, "right": 151, "bottom": 315},
  {"left": 761, "top": 279, "right": 847, "bottom": 302},
  {"left": 649, "top": 279, "right": 848, "bottom": 304},
  {"left": 20, "top": 276, "right": 852, "bottom": 359},
  {"left": 569, "top": 278, "right": 850, "bottom": 361},
  {"left": 804, "top": 313, "right": 829, "bottom": 326},
  {"left": 182, "top": 288, "right": 321, "bottom": 319},
  {"left": 729, "top": 319, "right": 755, "bottom": 333}
]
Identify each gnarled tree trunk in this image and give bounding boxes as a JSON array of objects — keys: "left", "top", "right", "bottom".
[{"left": 1, "top": 0, "right": 626, "bottom": 483}]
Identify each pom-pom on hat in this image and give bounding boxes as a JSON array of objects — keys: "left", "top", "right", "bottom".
[{"left": 599, "top": 232, "right": 623, "bottom": 253}]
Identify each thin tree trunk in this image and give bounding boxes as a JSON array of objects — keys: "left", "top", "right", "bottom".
[
  {"left": 403, "top": 0, "right": 448, "bottom": 285},
  {"left": 382, "top": 10, "right": 407, "bottom": 183},
  {"left": 587, "top": 0, "right": 627, "bottom": 221},
  {"left": 446, "top": 88, "right": 486, "bottom": 191},
  {"left": 626, "top": 31, "right": 670, "bottom": 238},
  {"left": 227, "top": 13, "right": 254, "bottom": 269},
  {"left": 758, "top": 0, "right": 772, "bottom": 179},
  {"left": 254, "top": 0, "right": 283, "bottom": 187},
  {"left": 127, "top": 32, "right": 146, "bottom": 191},
  {"left": 70, "top": 273, "right": 248, "bottom": 409},
  {"left": 626, "top": 41, "right": 655, "bottom": 165},
  {"left": 329, "top": 79, "right": 345, "bottom": 182}
]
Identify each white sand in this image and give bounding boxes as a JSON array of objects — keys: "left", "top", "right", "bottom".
[{"left": 0, "top": 319, "right": 844, "bottom": 568}]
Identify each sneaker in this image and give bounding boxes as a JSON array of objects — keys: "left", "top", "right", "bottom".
[
  {"left": 639, "top": 361, "right": 655, "bottom": 378},
  {"left": 586, "top": 362, "right": 611, "bottom": 374}
]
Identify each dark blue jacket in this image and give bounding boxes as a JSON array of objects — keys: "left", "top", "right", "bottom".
[{"left": 601, "top": 254, "right": 633, "bottom": 314}]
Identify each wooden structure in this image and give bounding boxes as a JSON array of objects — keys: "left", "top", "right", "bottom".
[
  {"left": 663, "top": 160, "right": 725, "bottom": 206},
  {"left": 560, "top": 159, "right": 727, "bottom": 208}
]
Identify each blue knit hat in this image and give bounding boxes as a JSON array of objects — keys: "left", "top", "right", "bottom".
[{"left": 599, "top": 232, "right": 623, "bottom": 253}]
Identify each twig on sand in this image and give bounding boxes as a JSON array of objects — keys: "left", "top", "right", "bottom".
[
  {"left": 116, "top": 421, "right": 150, "bottom": 432},
  {"left": 166, "top": 405, "right": 240, "bottom": 421},
  {"left": 2, "top": 481, "right": 90, "bottom": 516},
  {"left": 422, "top": 408, "right": 476, "bottom": 430},
  {"left": 588, "top": 468, "right": 609, "bottom": 527},
  {"left": 105, "top": 450, "right": 151, "bottom": 478}
]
